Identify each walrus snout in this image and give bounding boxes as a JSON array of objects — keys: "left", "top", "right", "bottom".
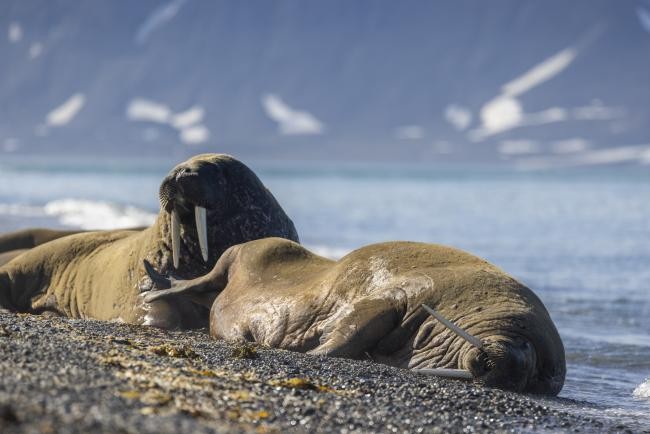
[{"left": 464, "top": 337, "right": 537, "bottom": 393}]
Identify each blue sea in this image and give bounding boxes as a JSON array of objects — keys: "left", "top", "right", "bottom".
[{"left": 0, "top": 156, "right": 649, "bottom": 429}]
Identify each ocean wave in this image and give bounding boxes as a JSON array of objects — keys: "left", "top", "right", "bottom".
[
  {"left": 306, "top": 244, "right": 352, "bottom": 260},
  {"left": 633, "top": 379, "right": 650, "bottom": 398},
  {"left": 43, "top": 199, "right": 157, "bottom": 230}
]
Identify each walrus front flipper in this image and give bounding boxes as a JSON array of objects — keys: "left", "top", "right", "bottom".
[
  {"left": 310, "top": 289, "right": 408, "bottom": 359},
  {"left": 142, "top": 245, "right": 239, "bottom": 307}
]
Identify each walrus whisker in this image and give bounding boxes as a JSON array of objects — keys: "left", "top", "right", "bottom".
[
  {"left": 195, "top": 206, "right": 209, "bottom": 262},
  {"left": 414, "top": 368, "right": 474, "bottom": 380},
  {"left": 171, "top": 209, "right": 180, "bottom": 269},
  {"left": 421, "top": 304, "right": 484, "bottom": 350}
]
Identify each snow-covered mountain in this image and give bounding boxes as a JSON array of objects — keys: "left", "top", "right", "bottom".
[{"left": 2, "top": 0, "right": 650, "bottom": 167}]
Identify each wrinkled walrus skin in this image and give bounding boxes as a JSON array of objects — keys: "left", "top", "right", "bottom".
[
  {"left": 0, "top": 154, "right": 299, "bottom": 328},
  {"left": 144, "top": 237, "right": 566, "bottom": 395}
]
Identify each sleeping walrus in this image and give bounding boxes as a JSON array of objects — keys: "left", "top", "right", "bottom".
[
  {"left": 0, "top": 154, "right": 299, "bottom": 328},
  {"left": 143, "top": 237, "right": 566, "bottom": 395}
]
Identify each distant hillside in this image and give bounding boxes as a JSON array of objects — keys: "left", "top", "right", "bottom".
[{"left": 1, "top": 0, "right": 650, "bottom": 167}]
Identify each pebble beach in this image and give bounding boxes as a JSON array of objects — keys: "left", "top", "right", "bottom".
[{"left": 0, "top": 310, "right": 636, "bottom": 433}]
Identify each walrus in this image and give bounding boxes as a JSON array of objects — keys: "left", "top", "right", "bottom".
[
  {"left": 143, "top": 237, "right": 566, "bottom": 395},
  {"left": 0, "top": 228, "right": 115, "bottom": 267},
  {"left": 0, "top": 154, "right": 299, "bottom": 329}
]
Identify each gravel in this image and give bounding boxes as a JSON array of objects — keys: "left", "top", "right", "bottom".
[{"left": 0, "top": 310, "right": 635, "bottom": 433}]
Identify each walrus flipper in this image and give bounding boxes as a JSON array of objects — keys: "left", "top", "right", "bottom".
[
  {"left": 310, "top": 288, "right": 408, "bottom": 359},
  {"left": 142, "top": 245, "right": 238, "bottom": 307}
]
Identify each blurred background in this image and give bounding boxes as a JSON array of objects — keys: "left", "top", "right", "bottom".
[
  {"left": 1, "top": 1, "right": 649, "bottom": 429},
  {"left": 1, "top": 0, "right": 650, "bottom": 167}
]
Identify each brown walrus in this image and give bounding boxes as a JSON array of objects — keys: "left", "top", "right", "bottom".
[
  {"left": 143, "top": 237, "right": 566, "bottom": 395},
  {"left": 0, "top": 154, "right": 299, "bottom": 329},
  {"left": 0, "top": 228, "right": 92, "bottom": 267}
]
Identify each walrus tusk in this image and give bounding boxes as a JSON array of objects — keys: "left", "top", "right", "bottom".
[
  {"left": 171, "top": 210, "right": 180, "bottom": 269},
  {"left": 421, "top": 303, "right": 484, "bottom": 350},
  {"left": 195, "top": 206, "right": 208, "bottom": 262},
  {"left": 414, "top": 368, "right": 474, "bottom": 380}
]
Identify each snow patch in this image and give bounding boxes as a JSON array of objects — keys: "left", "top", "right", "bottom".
[
  {"left": 180, "top": 125, "right": 210, "bottom": 145},
  {"left": 126, "top": 98, "right": 172, "bottom": 124},
  {"left": 8, "top": 22, "right": 22, "bottom": 43},
  {"left": 572, "top": 101, "right": 625, "bottom": 120},
  {"left": 127, "top": 99, "right": 210, "bottom": 145},
  {"left": 476, "top": 96, "right": 523, "bottom": 137},
  {"left": 633, "top": 378, "right": 650, "bottom": 398},
  {"left": 636, "top": 7, "right": 650, "bottom": 33},
  {"left": 46, "top": 93, "right": 86, "bottom": 127},
  {"left": 135, "top": 0, "right": 188, "bottom": 45},
  {"left": 502, "top": 48, "right": 577, "bottom": 97},
  {"left": 444, "top": 105, "right": 472, "bottom": 131},
  {"left": 29, "top": 42, "right": 43, "bottom": 59},
  {"left": 171, "top": 106, "right": 204, "bottom": 129},
  {"left": 394, "top": 125, "right": 424, "bottom": 140},
  {"left": 498, "top": 140, "right": 539, "bottom": 156},
  {"left": 551, "top": 138, "right": 591, "bottom": 154},
  {"left": 470, "top": 46, "right": 578, "bottom": 140},
  {"left": 261, "top": 94, "right": 324, "bottom": 135}
]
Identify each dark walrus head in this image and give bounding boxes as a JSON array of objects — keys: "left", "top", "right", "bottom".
[{"left": 154, "top": 153, "right": 299, "bottom": 278}]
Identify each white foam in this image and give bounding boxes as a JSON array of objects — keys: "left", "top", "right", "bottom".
[
  {"left": 444, "top": 104, "right": 472, "bottom": 131},
  {"left": 126, "top": 98, "right": 171, "bottom": 124},
  {"left": 261, "top": 94, "right": 324, "bottom": 135},
  {"left": 516, "top": 144, "right": 650, "bottom": 170},
  {"left": 394, "top": 125, "right": 424, "bottom": 140},
  {"left": 135, "top": 0, "right": 187, "bottom": 45},
  {"left": 171, "top": 106, "right": 204, "bottom": 129},
  {"left": 307, "top": 244, "right": 351, "bottom": 260},
  {"left": 633, "top": 379, "right": 650, "bottom": 398},
  {"left": 0, "top": 203, "right": 46, "bottom": 218},
  {"left": 46, "top": 93, "right": 86, "bottom": 127},
  {"left": 180, "top": 125, "right": 210, "bottom": 145},
  {"left": 8, "top": 22, "right": 22, "bottom": 43},
  {"left": 43, "top": 199, "right": 156, "bottom": 230}
]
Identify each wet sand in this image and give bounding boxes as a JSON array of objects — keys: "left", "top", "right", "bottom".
[{"left": 0, "top": 310, "right": 632, "bottom": 433}]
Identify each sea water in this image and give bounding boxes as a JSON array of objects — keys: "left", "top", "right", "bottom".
[{"left": 0, "top": 156, "right": 648, "bottom": 429}]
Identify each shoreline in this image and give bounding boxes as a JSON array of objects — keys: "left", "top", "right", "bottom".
[{"left": 0, "top": 311, "right": 635, "bottom": 433}]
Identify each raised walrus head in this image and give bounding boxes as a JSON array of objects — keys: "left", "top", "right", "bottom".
[{"left": 152, "top": 153, "right": 299, "bottom": 278}]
